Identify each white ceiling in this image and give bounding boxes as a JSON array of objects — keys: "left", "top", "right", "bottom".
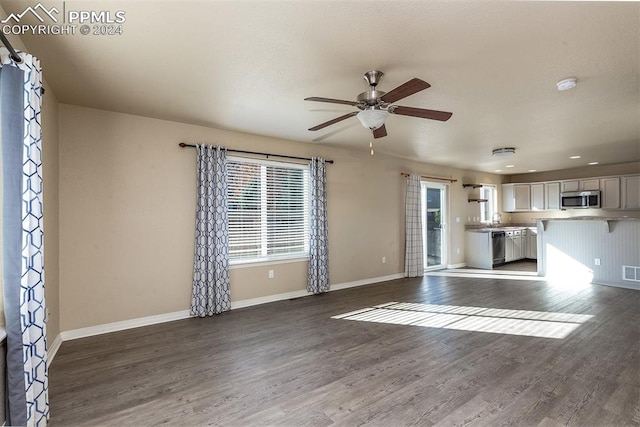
[{"left": 3, "top": 0, "right": 639, "bottom": 174}]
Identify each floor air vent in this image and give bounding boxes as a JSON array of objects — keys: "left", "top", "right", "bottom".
[{"left": 622, "top": 265, "right": 640, "bottom": 282}]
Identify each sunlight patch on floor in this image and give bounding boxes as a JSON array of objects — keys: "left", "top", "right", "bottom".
[{"left": 331, "top": 302, "right": 593, "bottom": 339}]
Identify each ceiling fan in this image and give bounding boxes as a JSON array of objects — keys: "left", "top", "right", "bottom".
[{"left": 305, "top": 70, "right": 452, "bottom": 139}]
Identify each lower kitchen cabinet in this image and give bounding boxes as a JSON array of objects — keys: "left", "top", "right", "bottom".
[
  {"left": 505, "top": 234, "right": 514, "bottom": 262},
  {"left": 526, "top": 228, "right": 537, "bottom": 259},
  {"left": 505, "top": 228, "right": 534, "bottom": 262}
]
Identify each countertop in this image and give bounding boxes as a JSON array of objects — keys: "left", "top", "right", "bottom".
[
  {"left": 465, "top": 225, "right": 536, "bottom": 233},
  {"left": 535, "top": 216, "right": 639, "bottom": 221},
  {"left": 534, "top": 216, "right": 639, "bottom": 232}
]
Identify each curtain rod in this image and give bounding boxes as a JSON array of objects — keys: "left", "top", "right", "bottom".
[
  {"left": 401, "top": 172, "right": 457, "bottom": 183},
  {"left": 0, "top": 35, "right": 46, "bottom": 94},
  {"left": 0, "top": 33, "right": 22, "bottom": 63},
  {"left": 178, "top": 143, "right": 334, "bottom": 164}
]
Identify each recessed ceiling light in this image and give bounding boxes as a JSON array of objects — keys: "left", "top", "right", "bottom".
[
  {"left": 556, "top": 77, "right": 577, "bottom": 91},
  {"left": 570, "top": 155, "right": 581, "bottom": 159},
  {"left": 505, "top": 165, "right": 515, "bottom": 168},
  {"left": 492, "top": 147, "right": 516, "bottom": 156},
  {"left": 494, "top": 169, "right": 502, "bottom": 172},
  {"left": 528, "top": 169, "right": 537, "bottom": 172},
  {"left": 588, "top": 161, "right": 599, "bottom": 165}
]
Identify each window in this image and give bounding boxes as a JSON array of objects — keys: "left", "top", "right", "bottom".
[
  {"left": 227, "top": 157, "right": 310, "bottom": 263},
  {"left": 479, "top": 185, "right": 497, "bottom": 223}
]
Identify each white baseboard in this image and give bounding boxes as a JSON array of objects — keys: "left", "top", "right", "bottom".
[
  {"left": 330, "top": 273, "right": 405, "bottom": 291},
  {"left": 47, "top": 334, "right": 63, "bottom": 365},
  {"left": 447, "top": 262, "right": 466, "bottom": 269},
  {"left": 60, "top": 310, "right": 191, "bottom": 342},
  {"left": 58, "top": 272, "right": 406, "bottom": 343},
  {"left": 230, "top": 289, "right": 309, "bottom": 310}
]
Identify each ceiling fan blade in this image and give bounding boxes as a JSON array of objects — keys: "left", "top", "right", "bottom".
[
  {"left": 304, "top": 97, "right": 358, "bottom": 107},
  {"left": 380, "top": 78, "right": 431, "bottom": 104},
  {"left": 373, "top": 124, "right": 387, "bottom": 139},
  {"left": 391, "top": 106, "right": 452, "bottom": 121},
  {"left": 308, "top": 111, "right": 358, "bottom": 131}
]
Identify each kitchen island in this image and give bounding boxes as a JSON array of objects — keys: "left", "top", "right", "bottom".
[{"left": 537, "top": 216, "right": 640, "bottom": 290}]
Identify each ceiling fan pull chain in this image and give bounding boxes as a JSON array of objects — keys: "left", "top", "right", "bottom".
[{"left": 370, "top": 140, "right": 374, "bottom": 156}]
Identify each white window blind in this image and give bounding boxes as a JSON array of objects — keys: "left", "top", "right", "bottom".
[{"left": 227, "top": 157, "right": 310, "bottom": 263}]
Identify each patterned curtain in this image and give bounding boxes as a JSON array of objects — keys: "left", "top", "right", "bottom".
[
  {"left": 405, "top": 174, "right": 424, "bottom": 277},
  {"left": 190, "top": 144, "right": 231, "bottom": 317},
  {"left": 0, "top": 49, "right": 49, "bottom": 426},
  {"left": 307, "top": 157, "right": 329, "bottom": 294}
]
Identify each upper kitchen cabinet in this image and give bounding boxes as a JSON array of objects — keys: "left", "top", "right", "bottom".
[
  {"left": 530, "top": 183, "right": 544, "bottom": 211},
  {"left": 600, "top": 177, "right": 621, "bottom": 209},
  {"left": 621, "top": 175, "right": 640, "bottom": 209},
  {"left": 561, "top": 179, "right": 600, "bottom": 192},
  {"left": 502, "top": 184, "right": 531, "bottom": 212},
  {"left": 545, "top": 182, "right": 561, "bottom": 210},
  {"left": 505, "top": 174, "right": 638, "bottom": 212}
]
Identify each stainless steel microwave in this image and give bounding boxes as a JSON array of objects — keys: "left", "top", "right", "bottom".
[{"left": 560, "top": 191, "right": 601, "bottom": 209}]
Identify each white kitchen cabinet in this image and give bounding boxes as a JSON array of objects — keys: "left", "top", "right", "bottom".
[
  {"left": 500, "top": 174, "right": 636, "bottom": 212},
  {"left": 600, "top": 177, "right": 620, "bottom": 209},
  {"left": 526, "top": 228, "right": 537, "bottom": 259},
  {"left": 621, "top": 175, "right": 640, "bottom": 209},
  {"left": 530, "top": 183, "right": 544, "bottom": 211},
  {"left": 545, "top": 182, "right": 561, "bottom": 210},
  {"left": 504, "top": 229, "right": 524, "bottom": 262},
  {"left": 562, "top": 179, "right": 600, "bottom": 192},
  {"left": 513, "top": 234, "right": 524, "bottom": 260},
  {"left": 561, "top": 180, "right": 579, "bottom": 192},
  {"left": 505, "top": 232, "right": 514, "bottom": 262},
  {"left": 581, "top": 179, "right": 600, "bottom": 191},
  {"left": 502, "top": 184, "right": 531, "bottom": 212}
]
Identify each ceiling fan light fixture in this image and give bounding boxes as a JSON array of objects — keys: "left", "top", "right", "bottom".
[
  {"left": 492, "top": 147, "right": 516, "bottom": 157},
  {"left": 357, "top": 109, "right": 389, "bottom": 130}
]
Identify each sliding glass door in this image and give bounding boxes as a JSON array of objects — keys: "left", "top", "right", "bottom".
[{"left": 421, "top": 182, "right": 447, "bottom": 270}]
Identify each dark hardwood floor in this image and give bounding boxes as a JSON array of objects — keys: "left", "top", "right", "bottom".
[
  {"left": 494, "top": 260, "right": 538, "bottom": 272},
  {"left": 49, "top": 275, "right": 640, "bottom": 426}
]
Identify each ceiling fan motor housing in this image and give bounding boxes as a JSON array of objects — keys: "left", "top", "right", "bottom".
[{"left": 357, "top": 90, "right": 386, "bottom": 107}]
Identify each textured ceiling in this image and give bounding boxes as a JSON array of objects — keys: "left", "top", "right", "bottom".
[{"left": 2, "top": 0, "right": 639, "bottom": 174}]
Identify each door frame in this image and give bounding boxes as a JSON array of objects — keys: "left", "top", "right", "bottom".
[{"left": 421, "top": 181, "right": 449, "bottom": 271}]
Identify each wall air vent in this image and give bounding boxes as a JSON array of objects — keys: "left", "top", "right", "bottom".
[{"left": 622, "top": 265, "right": 640, "bottom": 282}]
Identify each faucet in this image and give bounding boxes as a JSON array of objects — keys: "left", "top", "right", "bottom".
[{"left": 491, "top": 213, "right": 503, "bottom": 227}]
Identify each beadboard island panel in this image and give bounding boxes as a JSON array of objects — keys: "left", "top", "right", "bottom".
[{"left": 538, "top": 218, "right": 640, "bottom": 290}]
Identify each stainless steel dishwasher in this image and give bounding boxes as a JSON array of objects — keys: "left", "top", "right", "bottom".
[{"left": 491, "top": 231, "right": 505, "bottom": 266}]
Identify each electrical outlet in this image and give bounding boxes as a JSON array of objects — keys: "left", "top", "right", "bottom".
[
  {"left": 456, "top": 248, "right": 460, "bottom": 254},
  {"left": 456, "top": 217, "right": 460, "bottom": 223},
  {"left": 594, "top": 258, "right": 601, "bottom": 266},
  {"left": 382, "top": 256, "right": 386, "bottom": 264},
  {"left": 268, "top": 270, "right": 274, "bottom": 278}
]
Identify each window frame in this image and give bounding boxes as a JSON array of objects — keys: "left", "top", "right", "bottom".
[
  {"left": 227, "top": 156, "right": 310, "bottom": 266},
  {"left": 479, "top": 184, "right": 498, "bottom": 224}
]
